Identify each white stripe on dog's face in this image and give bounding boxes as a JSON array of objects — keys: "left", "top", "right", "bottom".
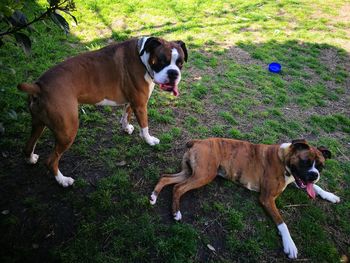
[
  {"left": 308, "top": 161, "right": 320, "bottom": 183},
  {"left": 153, "top": 48, "right": 181, "bottom": 85},
  {"left": 308, "top": 161, "right": 319, "bottom": 175}
]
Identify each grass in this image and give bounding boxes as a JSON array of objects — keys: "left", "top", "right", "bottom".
[{"left": 1, "top": 0, "right": 350, "bottom": 262}]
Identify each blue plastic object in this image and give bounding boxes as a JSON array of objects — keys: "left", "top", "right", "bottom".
[{"left": 268, "top": 62, "right": 281, "bottom": 73}]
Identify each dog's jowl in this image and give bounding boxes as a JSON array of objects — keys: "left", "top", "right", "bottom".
[
  {"left": 150, "top": 138, "right": 340, "bottom": 259},
  {"left": 18, "top": 37, "right": 187, "bottom": 187}
]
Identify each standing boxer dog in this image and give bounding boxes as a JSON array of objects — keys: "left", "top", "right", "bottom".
[
  {"left": 150, "top": 138, "right": 340, "bottom": 259},
  {"left": 17, "top": 37, "right": 187, "bottom": 187}
]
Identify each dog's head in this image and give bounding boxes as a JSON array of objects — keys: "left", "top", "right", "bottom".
[
  {"left": 138, "top": 37, "right": 188, "bottom": 96},
  {"left": 283, "top": 139, "right": 331, "bottom": 199}
]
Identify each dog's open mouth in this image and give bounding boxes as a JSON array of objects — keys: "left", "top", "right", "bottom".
[
  {"left": 159, "top": 83, "right": 179, "bottom": 97},
  {"left": 294, "top": 176, "right": 316, "bottom": 199}
]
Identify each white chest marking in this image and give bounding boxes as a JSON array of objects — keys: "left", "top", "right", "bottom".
[
  {"left": 96, "top": 99, "right": 119, "bottom": 106},
  {"left": 246, "top": 182, "right": 252, "bottom": 190},
  {"left": 144, "top": 73, "right": 155, "bottom": 98},
  {"left": 283, "top": 173, "right": 295, "bottom": 191}
]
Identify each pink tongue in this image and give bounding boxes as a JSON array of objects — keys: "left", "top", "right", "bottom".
[
  {"left": 172, "top": 86, "right": 179, "bottom": 97},
  {"left": 306, "top": 183, "right": 316, "bottom": 199}
]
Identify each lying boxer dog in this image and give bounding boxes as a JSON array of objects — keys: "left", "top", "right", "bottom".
[
  {"left": 17, "top": 37, "right": 187, "bottom": 187},
  {"left": 150, "top": 138, "right": 340, "bottom": 259}
]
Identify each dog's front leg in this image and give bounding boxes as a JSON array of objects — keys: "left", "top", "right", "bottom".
[
  {"left": 132, "top": 104, "right": 160, "bottom": 146},
  {"left": 313, "top": 184, "right": 340, "bottom": 203},
  {"left": 120, "top": 104, "right": 134, "bottom": 135},
  {"left": 260, "top": 195, "right": 298, "bottom": 259}
]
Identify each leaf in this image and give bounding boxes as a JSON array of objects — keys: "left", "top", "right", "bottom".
[
  {"left": 0, "top": 38, "right": 3, "bottom": 47},
  {"left": 2, "top": 6, "right": 14, "bottom": 17},
  {"left": 60, "top": 9, "right": 78, "bottom": 25},
  {"left": 0, "top": 122, "right": 4, "bottom": 135},
  {"left": 207, "top": 244, "right": 216, "bottom": 252},
  {"left": 9, "top": 68, "right": 16, "bottom": 75},
  {"left": 1, "top": 210, "right": 9, "bottom": 215},
  {"left": 116, "top": 160, "right": 127, "bottom": 167},
  {"left": 50, "top": 12, "right": 69, "bottom": 34},
  {"left": 8, "top": 109, "right": 18, "bottom": 120},
  {"left": 10, "top": 10, "right": 28, "bottom": 27},
  {"left": 26, "top": 24, "right": 36, "bottom": 33},
  {"left": 48, "top": 0, "right": 60, "bottom": 7},
  {"left": 14, "top": 32, "right": 31, "bottom": 54}
]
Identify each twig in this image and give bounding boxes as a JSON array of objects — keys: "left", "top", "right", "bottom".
[
  {"left": 134, "top": 178, "right": 143, "bottom": 187},
  {"left": 336, "top": 147, "right": 350, "bottom": 162},
  {"left": 201, "top": 214, "right": 223, "bottom": 233},
  {"left": 71, "top": 160, "right": 86, "bottom": 173},
  {"left": 283, "top": 204, "right": 310, "bottom": 208}
]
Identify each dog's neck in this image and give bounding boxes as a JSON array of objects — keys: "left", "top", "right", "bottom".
[
  {"left": 278, "top": 143, "right": 292, "bottom": 176},
  {"left": 137, "top": 37, "right": 154, "bottom": 79}
]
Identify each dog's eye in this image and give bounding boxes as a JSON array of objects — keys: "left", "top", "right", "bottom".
[
  {"left": 160, "top": 60, "right": 169, "bottom": 67},
  {"left": 300, "top": 159, "right": 311, "bottom": 166}
]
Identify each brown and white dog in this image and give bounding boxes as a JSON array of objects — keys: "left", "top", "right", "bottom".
[
  {"left": 18, "top": 37, "right": 187, "bottom": 187},
  {"left": 150, "top": 138, "right": 340, "bottom": 259}
]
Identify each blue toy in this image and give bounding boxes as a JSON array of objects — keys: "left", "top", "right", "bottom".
[{"left": 268, "top": 62, "right": 281, "bottom": 73}]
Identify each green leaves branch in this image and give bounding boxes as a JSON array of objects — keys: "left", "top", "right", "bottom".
[{"left": 0, "top": 0, "right": 77, "bottom": 54}]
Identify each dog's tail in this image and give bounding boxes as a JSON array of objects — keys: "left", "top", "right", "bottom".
[{"left": 17, "top": 83, "right": 40, "bottom": 95}]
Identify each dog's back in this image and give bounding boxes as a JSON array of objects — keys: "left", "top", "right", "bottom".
[{"left": 184, "top": 138, "right": 283, "bottom": 187}]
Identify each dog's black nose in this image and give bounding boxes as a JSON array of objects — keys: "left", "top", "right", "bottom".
[
  {"left": 167, "top": 69, "right": 179, "bottom": 80},
  {"left": 308, "top": 171, "right": 319, "bottom": 181}
]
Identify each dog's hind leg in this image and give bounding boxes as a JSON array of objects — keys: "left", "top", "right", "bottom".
[
  {"left": 150, "top": 171, "right": 188, "bottom": 205},
  {"left": 150, "top": 153, "right": 192, "bottom": 205},
  {"left": 46, "top": 103, "right": 79, "bottom": 187},
  {"left": 120, "top": 104, "right": 134, "bottom": 135},
  {"left": 171, "top": 166, "right": 217, "bottom": 221},
  {"left": 24, "top": 119, "right": 45, "bottom": 164}
]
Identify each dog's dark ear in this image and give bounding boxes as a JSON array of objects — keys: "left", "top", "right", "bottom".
[
  {"left": 140, "top": 37, "right": 162, "bottom": 56},
  {"left": 291, "top": 139, "right": 310, "bottom": 151},
  {"left": 318, "top": 146, "right": 332, "bottom": 159},
  {"left": 175, "top": 40, "right": 188, "bottom": 62}
]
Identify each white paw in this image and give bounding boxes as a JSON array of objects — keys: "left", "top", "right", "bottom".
[
  {"left": 124, "top": 124, "right": 134, "bottom": 135},
  {"left": 26, "top": 153, "right": 39, "bottom": 164},
  {"left": 173, "top": 210, "right": 182, "bottom": 221},
  {"left": 282, "top": 236, "right": 298, "bottom": 259},
  {"left": 278, "top": 223, "right": 298, "bottom": 259},
  {"left": 321, "top": 192, "right": 340, "bottom": 203},
  {"left": 140, "top": 127, "right": 160, "bottom": 146},
  {"left": 145, "top": 136, "right": 160, "bottom": 146},
  {"left": 150, "top": 191, "right": 157, "bottom": 205},
  {"left": 55, "top": 170, "right": 74, "bottom": 187}
]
